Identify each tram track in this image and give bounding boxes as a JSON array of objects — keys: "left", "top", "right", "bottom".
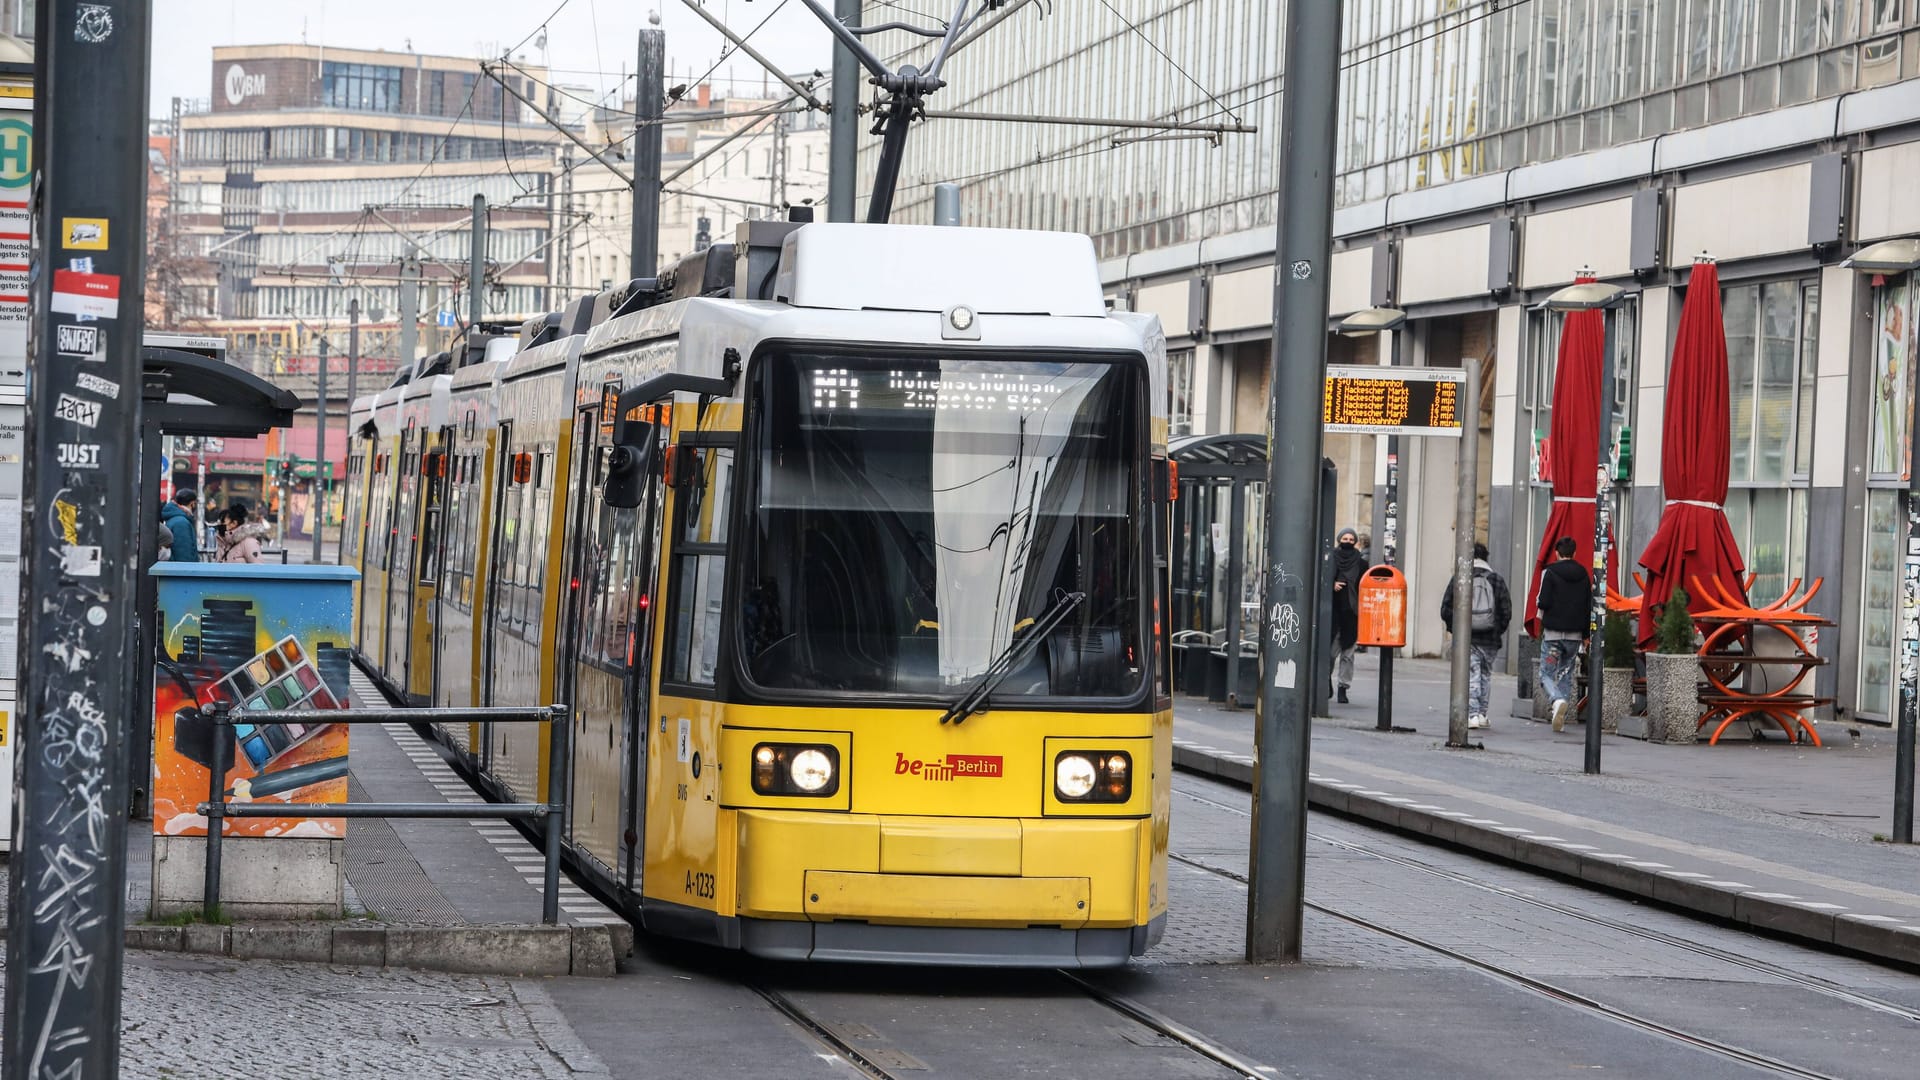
[
  {"left": 1167, "top": 849, "right": 1847, "bottom": 1080},
  {"left": 744, "top": 982, "right": 922, "bottom": 1080},
  {"left": 1168, "top": 781, "right": 1911, "bottom": 1080},
  {"left": 1057, "top": 971, "right": 1282, "bottom": 1079},
  {"left": 1176, "top": 783, "right": 1920, "bottom": 1025}
]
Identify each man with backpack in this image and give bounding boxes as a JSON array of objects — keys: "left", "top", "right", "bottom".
[{"left": 1440, "top": 541, "right": 1511, "bottom": 729}]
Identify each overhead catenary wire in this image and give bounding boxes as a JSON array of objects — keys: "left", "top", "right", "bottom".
[{"left": 1091, "top": 0, "right": 1240, "bottom": 126}]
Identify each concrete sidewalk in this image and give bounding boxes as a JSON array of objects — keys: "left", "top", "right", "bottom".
[{"left": 1175, "top": 650, "right": 1920, "bottom": 966}]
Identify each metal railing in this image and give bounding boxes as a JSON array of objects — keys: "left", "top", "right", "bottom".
[{"left": 197, "top": 703, "right": 573, "bottom": 923}]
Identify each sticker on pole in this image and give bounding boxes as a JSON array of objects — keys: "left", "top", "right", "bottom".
[
  {"left": 1323, "top": 364, "right": 1466, "bottom": 437},
  {"left": 54, "top": 393, "right": 101, "bottom": 428},
  {"left": 51, "top": 270, "right": 119, "bottom": 320},
  {"left": 60, "top": 217, "right": 107, "bottom": 250},
  {"left": 55, "top": 323, "right": 103, "bottom": 361}
]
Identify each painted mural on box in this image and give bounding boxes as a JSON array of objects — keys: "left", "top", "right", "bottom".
[{"left": 152, "top": 572, "right": 355, "bottom": 838}]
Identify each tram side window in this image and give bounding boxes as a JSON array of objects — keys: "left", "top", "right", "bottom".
[
  {"left": 368, "top": 454, "right": 390, "bottom": 570},
  {"left": 520, "top": 448, "right": 555, "bottom": 633},
  {"left": 494, "top": 452, "right": 523, "bottom": 626},
  {"left": 668, "top": 446, "right": 733, "bottom": 686},
  {"left": 419, "top": 452, "right": 445, "bottom": 585}
]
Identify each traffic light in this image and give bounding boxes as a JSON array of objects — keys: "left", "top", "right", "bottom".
[{"left": 279, "top": 456, "right": 294, "bottom": 484}]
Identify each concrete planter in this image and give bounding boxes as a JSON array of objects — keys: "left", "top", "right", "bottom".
[
  {"left": 1645, "top": 652, "right": 1701, "bottom": 745},
  {"left": 1601, "top": 666, "right": 1633, "bottom": 734}
]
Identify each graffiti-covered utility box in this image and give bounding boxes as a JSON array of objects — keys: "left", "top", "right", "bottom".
[{"left": 148, "top": 563, "right": 358, "bottom": 918}]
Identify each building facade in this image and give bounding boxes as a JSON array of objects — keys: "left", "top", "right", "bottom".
[
  {"left": 869, "top": 0, "right": 1920, "bottom": 725},
  {"left": 165, "top": 44, "right": 569, "bottom": 539}
]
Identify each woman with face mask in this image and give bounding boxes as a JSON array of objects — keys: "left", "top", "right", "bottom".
[{"left": 1329, "top": 527, "right": 1367, "bottom": 704}]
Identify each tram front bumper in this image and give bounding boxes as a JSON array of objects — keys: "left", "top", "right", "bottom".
[{"left": 734, "top": 810, "right": 1150, "bottom": 929}]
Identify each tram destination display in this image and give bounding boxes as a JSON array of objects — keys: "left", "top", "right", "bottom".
[{"left": 1322, "top": 364, "right": 1467, "bottom": 437}]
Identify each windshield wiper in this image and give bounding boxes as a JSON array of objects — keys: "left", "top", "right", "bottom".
[{"left": 938, "top": 590, "right": 1086, "bottom": 725}]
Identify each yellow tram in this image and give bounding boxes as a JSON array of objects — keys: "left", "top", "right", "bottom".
[{"left": 347, "top": 221, "right": 1173, "bottom": 965}]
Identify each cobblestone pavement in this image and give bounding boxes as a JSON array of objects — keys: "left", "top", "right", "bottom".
[{"left": 104, "top": 950, "right": 610, "bottom": 1079}]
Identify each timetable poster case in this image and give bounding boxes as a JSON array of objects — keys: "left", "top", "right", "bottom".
[{"left": 150, "top": 564, "right": 360, "bottom": 839}]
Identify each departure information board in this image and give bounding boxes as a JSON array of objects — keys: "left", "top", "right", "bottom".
[{"left": 1323, "top": 365, "right": 1466, "bottom": 437}]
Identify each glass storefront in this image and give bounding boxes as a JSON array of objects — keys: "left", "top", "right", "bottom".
[{"left": 1721, "top": 278, "right": 1819, "bottom": 604}]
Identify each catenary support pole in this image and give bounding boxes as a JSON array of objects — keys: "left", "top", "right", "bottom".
[
  {"left": 828, "top": 0, "right": 862, "bottom": 222},
  {"left": 633, "top": 22, "right": 665, "bottom": 278},
  {"left": 4, "top": 2, "right": 153, "bottom": 1076},
  {"left": 1378, "top": 329, "right": 1401, "bottom": 733},
  {"left": 312, "top": 336, "right": 329, "bottom": 563},
  {"left": 1587, "top": 311, "right": 1617, "bottom": 774},
  {"left": 469, "top": 195, "right": 486, "bottom": 330},
  {"left": 1248, "top": 0, "right": 1344, "bottom": 965},
  {"left": 398, "top": 243, "right": 420, "bottom": 375},
  {"left": 1449, "top": 361, "right": 1481, "bottom": 749},
  {"left": 343, "top": 298, "right": 359, "bottom": 566}
]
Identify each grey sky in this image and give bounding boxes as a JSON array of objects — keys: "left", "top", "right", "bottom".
[{"left": 149, "top": 0, "right": 838, "bottom": 115}]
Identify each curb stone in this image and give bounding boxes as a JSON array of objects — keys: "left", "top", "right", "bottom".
[
  {"left": 1170, "top": 742, "right": 1920, "bottom": 969},
  {"left": 125, "top": 922, "right": 620, "bottom": 978}
]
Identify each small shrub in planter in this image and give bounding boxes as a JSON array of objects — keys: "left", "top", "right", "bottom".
[
  {"left": 1645, "top": 587, "right": 1702, "bottom": 744},
  {"left": 1599, "top": 611, "right": 1635, "bottom": 733}
]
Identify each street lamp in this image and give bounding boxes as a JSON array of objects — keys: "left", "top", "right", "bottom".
[
  {"left": 1541, "top": 277, "right": 1632, "bottom": 777},
  {"left": 1335, "top": 307, "right": 1407, "bottom": 733},
  {"left": 1846, "top": 237, "right": 1920, "bottom": 843}
]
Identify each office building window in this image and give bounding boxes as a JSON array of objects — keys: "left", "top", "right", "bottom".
[{"left": 323, "top": 62, "right": 403, "bottom": 113}]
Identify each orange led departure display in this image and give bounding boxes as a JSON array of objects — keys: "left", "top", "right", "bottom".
[{"left": 1322, "top": 365, "right": 1466, "bottom": 437}]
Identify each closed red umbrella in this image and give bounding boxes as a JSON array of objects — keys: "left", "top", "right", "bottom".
[
  {"left": 1638, "top": 259, "right": 1747, "bottom": 645},
  {"left": 1524, "top": 275, "right": 1614, "bottom": 637}
]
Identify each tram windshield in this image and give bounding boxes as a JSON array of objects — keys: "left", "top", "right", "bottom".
[{"left": 740, "top": 350, "right": 1145, "bottom": 702}]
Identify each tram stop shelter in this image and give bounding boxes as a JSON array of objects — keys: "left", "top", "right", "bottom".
[
  {"left": 129, "top": 337, "right": 300, "bottom": 815},
  {"left": 1169, "top": 434, "right": 1339, "bottom": 715}
]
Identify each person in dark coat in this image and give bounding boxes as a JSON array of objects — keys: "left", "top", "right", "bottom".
[
  {"left": 160, "top": 489, "right": 200, "bottom": 563},
  {"left": 1440, "top": 541, "right": 1511, "bottom": 729},
  {"left": 1329, "top": 526, "right": 1367, "bottom": 704},
  {"left": 1535, "top": 536, "right": 1594, "bottom": 732}
]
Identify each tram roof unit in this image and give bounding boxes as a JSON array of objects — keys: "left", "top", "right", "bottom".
[
  {"left": 580, "top": 223, "right": 1167, "bottom": 422},
  {"left": 397, "top": 362, "right": 454, "bottom": 432}
]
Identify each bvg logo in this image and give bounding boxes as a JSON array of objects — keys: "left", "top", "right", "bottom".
[{"left": 895, "top": 752, "right": 1003, "bottom": 781}]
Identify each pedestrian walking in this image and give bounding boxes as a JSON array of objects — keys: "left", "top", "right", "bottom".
[
  {"left": 1329, "top": 526, "right": 1366, "bottom": 704},
  {"left": 160, "top": 489, "right": 200, "bottom": 563},
  {"left": 1440, "top": 541, "right": 1511, "bottom": 729},
  {"left": 1534, "top": 536, "right": 1593, "bottom": 732},
  {"left": 215, "top": 501, "right": 269, "bottom": 564}
]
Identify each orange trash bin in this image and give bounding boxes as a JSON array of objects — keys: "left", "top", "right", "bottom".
[{"left": 1357, "top": 565, "right": 1408, "bottom": 648}]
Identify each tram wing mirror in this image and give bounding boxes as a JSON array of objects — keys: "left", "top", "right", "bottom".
[
  {"left": 606, "top": 384, "right": 662, "bottom": 509},
  {"left": 604, "top": 424, "right": 658, "bottom": 509}
]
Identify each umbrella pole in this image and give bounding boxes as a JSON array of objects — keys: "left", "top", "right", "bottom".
[{"left": 1587, "top": 310, "right": 1617, "bottom": 775}]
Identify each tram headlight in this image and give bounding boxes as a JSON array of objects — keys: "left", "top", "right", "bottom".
[
  {"left": 790, "top": 749, "right": 834, "bottom": 792},
  {"left": 1053, "top": 750, "right": 1132, "bottom": 803},
  {"left": 749, "top": 743, "right": 840, "bottom": 797}
]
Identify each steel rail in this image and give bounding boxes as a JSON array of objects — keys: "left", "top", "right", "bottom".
[
  {"left": 1057, "top": 972, "right": 1284, "bottom": 1080},
  {"left": 744, "top": 984, "right": 917, "bottom": 1080}
]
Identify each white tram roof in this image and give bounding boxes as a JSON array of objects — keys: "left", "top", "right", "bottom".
[
  {"left": 501, "top": 331, "right": 586, "bottom": 384},
  {"left": 772, "top": 223, "right": 1107, "bottom": 317},
  {"left": 398, "top": 371, "right": 453, "bottom": 429},
  {"left": 579, "top": 224, "right": 1166, "bottom": 424}
]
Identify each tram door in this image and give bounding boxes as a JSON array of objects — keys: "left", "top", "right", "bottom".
[
  {"left": 478, "top": 420, "right": 513, "bottom": 771},
  {"left": 418, "top": 425, "right": 455, "bottom": 706},
  {"left": 561, "top": 400, "right": 666, "bottom": 887}
]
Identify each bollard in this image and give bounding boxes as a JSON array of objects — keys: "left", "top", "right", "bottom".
[
  {"left": 204, "top": 715, "right": 232, "bottom": 922},
  {"left": 542, "top": 705, "right": 571, "bottom": 925}
]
